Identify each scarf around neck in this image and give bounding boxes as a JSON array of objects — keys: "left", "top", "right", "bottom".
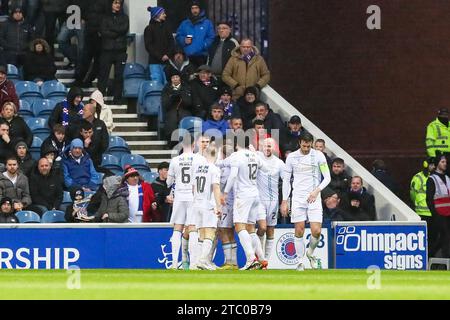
[{"left": 62, "top": 99, "right": 84, "bottom": 127}]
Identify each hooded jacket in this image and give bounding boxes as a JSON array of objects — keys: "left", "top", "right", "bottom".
[
  {"left": 95, "top": 175, "right": 129, "bottom": 223},
  {"left": 189, "top": 75, "right": 220, "bottom": 118},
  {"left": 90, "top": 90, "right": 115, "bottom": 133},
  {"left": 0, "top": 172, "right": 32, "bottom": 206},
  {"left": 144, "top": 18, "right": 175, "bottom": 64},
  {"left": 29, "top": 164, "right": 63, "bottom": 210},
  {"left": 0, "top": 15, "right": 34, "bottom": 54},
  {"left": 41, "top": 133, "right": 66, "bottom": 160},
  {"left": 62, "top": 149, "right": 99, "bottom": 190},
  {"left": 222, "top": 46, "right": 271, "bottom": 99},
  {"left": 17, "top": 152, "right": 35, "bottom": 178},
  {"left": 23, "top": 38, "right": 57, "bottom": 81},
  {"left": 175, "top": 10, "right": 215, "bottom": 57},
  {"left": 7, "top": 115, "right": 33, "bottom": 147},
  {"left": 100, "top": 1, "right": 129, "bottom": 52}
]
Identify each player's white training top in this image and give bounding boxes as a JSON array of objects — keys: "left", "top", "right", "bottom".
[
  {"left": 282, "top": 148, "right": 331, "bottom": 201},
  {"left": 193, "top": 158, "right": 221, "bottom": 209},
  {"left": 224, "top": 149, "right": 265, "bottom": 197},
  {"left": 257, "top": 152, "right": 285, "bottom": 201},
  {"left": 167, "top": 152, "right": 204, "bottom": 201},
  {"left": 217, "top": 157, "right": 235, "bottom": 205}
]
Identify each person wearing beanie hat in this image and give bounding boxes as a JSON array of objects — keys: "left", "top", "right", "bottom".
[
  {"left": 62, "top": 138, "right": 100, "bottom": 192},
  {"left": 15, "top": 140, "right": 35, "bottom": 178},
  {"left": 175, "top": 0, "right": 215, "bottom": 68},
  {"left": 0, "top": 196, "right": 18, "bottom": 223},
  {"left": 89, "top": 90, "right": 115, "bottom": 134},
  {"left": 237, "top": 86, "right": 260, "bottom": 130},
  {"left": 151, "top": 161, "right": 172, "bottom": 222},
  {"left": 1, "top": 101, "right": 33, "bottom": 147},
  {"left": 65, "top": 186, "right": 95, "bottom": 223},
  {"left": 426, "top": 107, "right": 450, "bottom": 158},
  {"left": 207, "top": 20, "right": 239, "bottom": 77},
  {"left": 144, "top": 4, "right": 175, "bottom": 85},
  {"left": 164, "top": 47, "right": 196, "bottom": 84},
  {"left": 218, "top": 86, "right": 240, "bottom": 120}
]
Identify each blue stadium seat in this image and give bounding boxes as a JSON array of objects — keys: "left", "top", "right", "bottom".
[
  {"left": 32, "top": 99, "right": 57, "bottom": 118},
  {"left": 123, "top": 63, "right": 146, "bottom": 78},
  {"left": 123, "top": 63, "right": 147, "bottom": 98},
  {"left": 121, "top": 153, "right": 150, "bottom": 172},
  {"left": 108, "top": 136, "right": 130, "bottom": 152},
  {"left": 137, "top": 80, "right": 164, "bottom": 117},
  {"left": 40, "top": 80, "right": 67, "bottom": 101},
  {"left": 15, "top": 210, "right": 41, "bottom": 223},
  {"left": 101, "top": 153, "right": 123, "bottom": 173},
  {"left": 30, "top": 136, "right": 43, "bottom": 160},
  {"left": 26, "top": 117, "right": 50, "bottom": 141},
  {"left": 18, "top": 99, "right": 34, "bottom": 119},
  {"left": 41, "top": 210, "right": 66, "bottom": 223},
  {"left": 179, "top": 116, "right": 203, "bottom": 134},
  {"left": 141, "top": 171, "right": 158, "bottom": 183},
  {"left": 59, "top": 191, "right": 72, "bottom": 213},
  {"left": 7, "top": 64, "right": 20, "bottom": 82},
  {"left": 15, "top": 81, "right": 44, "bottom": 105}
]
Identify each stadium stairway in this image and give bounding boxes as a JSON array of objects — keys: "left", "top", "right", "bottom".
[{"left": 55, "top": 57, "right": 173, "bottom": 171}]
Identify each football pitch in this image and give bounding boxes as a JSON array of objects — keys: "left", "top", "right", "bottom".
[{"left": 0, "top": 269, "right": 449, "bottom": 300}]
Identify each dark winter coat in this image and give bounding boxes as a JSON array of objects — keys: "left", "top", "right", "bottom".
[
  {"left": 6, "top": 115, "right": 33, "bottom": 147},
  {"left": 77, "top": 118, "right": 109, "bottom": 168},
  {"left": 41, "top": 133, "right": 67, "bottom": 159},
  {"left": 236, "top": 95, "right": 258, "bottom": 130},
  {"left": 0, "top": 212, "right": 19, "bottom": 223},
  {"left": 329, "top": 170, "right": 352, "bottom": 195},
  {"left": 340, "top": 187, "right": 376, "bottom": 221},
  {"left": 23, "top": 39, "right": 57, "bottom": 81},
  {"left": 100, "top": 6, "right": 129, "bottom": 52},
  {"left": 29, "top": 166, "right": 63, "bottom": 210},
  {"left": 0, "top": 17, "right": 34, "bottom": 54},
  {"left": 95, "top": 176, "right": 129, "bottom": 223},
  {"left": 164, "top": 59, "right": 196, "bottom": 84},
  {"left": 0, "top": 80, "right": 20, "bottom": 110},
  {"left": 207, "top": 34, "right": 239, "bottom": 74},
  {"left": 144, "top": 19, "right": 175, "bottom": 64},
  {"left": 84, "top": 0, "right": 109, "bottom": 33},
  {"left": 17, "top": 153, "right": 35, "bottom": 178},
  {"left": 41, "top": 0, "right": 69, "bottom": 13},
  {"left": 0, "top": 172, "right": 31, "bottom": 206},
  {"left": 151, "top": 177, "right": 171, "bottom": 222},
  {"left": 0, "top": 137, "right": 15, "bottom": 164},
  {"left": 262, "top": 109, "right": 286, "bottom": 137},
  {"left": 189, "top": 76, "right": 220, "bottom": 119}
]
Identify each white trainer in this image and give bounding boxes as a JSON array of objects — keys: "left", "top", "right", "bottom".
[
  {"left": 296, "top": 263, "right": 305, "bottom": 271},
  {"left": 239, "top": 259, "right": 261, "bottom": 270},
  {"left": 197, "top": 260, "right": 215, "bottom": 270},
  {"left": 306, "top": 252, "right": 322, "bottom": 269}
]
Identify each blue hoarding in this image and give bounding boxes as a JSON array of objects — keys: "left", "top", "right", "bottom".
[{"left": 334, "top": 222, "right": 427, "bottom": 270}]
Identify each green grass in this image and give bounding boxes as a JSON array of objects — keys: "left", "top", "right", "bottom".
[{"left": 0, "top": 269, "right": 449, "bottom": 300}]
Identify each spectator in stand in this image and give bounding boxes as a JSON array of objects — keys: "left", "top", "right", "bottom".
[
  {"left": 321, "top": 187, "right": 347, "bottom": 224},
  {"left": 78, "top": 0, "right": 109, "bottom": 87},
  {"left": 40, "top": 142, "right": 63, "bottom": 180},
  {"left": 64, "top": 187, "right": 94, "bottom": 223},
  {"left": 341, "top": 176, "right": 376, "bottom": 221},
  {"left": 0, "top": 65, "right": 20, "bottom": 109},
  {"left": 48, "top": 86, "right": 84, "bottom": 141},
  {"left": 42, "top": 0, "right": 69, "bottom": 54},
  {"left": 62, "top": 138, "right": 100, "bottom": 191},
  {"left": 217, "top": 86, "right": 240, "bottom": 121},
  {"left": 122, "top": 165, "right": 159, "bottom": 223},
  {"left": 229, "top": 117, "right": 243, "bottom": 131},
  {"left": 97, "top": 0, "right": 129, "bottom": 105},
  {"left": 222, "top": 38, "right": 270, "bottom": 100},
  {"left": 89, "top": 89, "right": 115, "bottom": 134},
  {"left": 207, "top": 21, "right": 239, "bottom": 80},
  {"left": 371, "top": 159, "right": 401, "bottom": 197},
  {"left": 161, "top": 69, "right": 193, "bottom": 144},
  {"left": 15, "top": 140, "right": 35, "bottom": 178},
  {"left": 152, "top": 161, "right": 172, "bottom": 222},
  {"left": 77, "top": 119, "right": 108, "bottom": 170},
  {"left": 1, "top": 101, "right": 33, "bottom": 147},
  {"left": 94, "top": 175, "right": 129, "bottom": 223},
  {"left": 164, "top": 47, "right": 196, "bottom": 84},
  {"left": 190, "top": 64, "right": 220, "bottom": 119},
  {"left": 314, "top": 138, "right": 333, "bottom": 168},
  {"left": 410, "top": 157, "right": 439, "bottom": 257},
  {"left": 254, "top": 102, "right": 285, "bottom": 139},
  {"left": 0, "top": 5, "right": 34, "bottom": 67},
  {"left": 41, "top": 123, "right": 66, "bottom": 162},
  {"left": 144, "top": 5, "right": 175, "bottom": 84},
  {"left": 0, "top": 156, "right": 31, "bottom": 211},
  {"left": 426, "top": 153, "right": 450, "bottom": 258},
  {"left": 23, "top": 38, "right": 57, "bottom": 84},
  {"left": 159, "top": 0, "right": 208, "bottom": 33},
  {"left": 329, "top": 158, "right": 352, "bottom": 196},
  {"left": 175, "top": 0, "right": 215, "bottom": 68},
  {"left": 344, "top": 192, "right": 371, "bottom": 221},
  {"left": 28, "top": 157, "right": 63, "bottom": 216},
  {"left": 0, "top": 197, "right": 19, "bottom": 223},
  {"left": 282, "top": 115, "right": 306, "bottom": 154},
  {"left": 202, "top": 103, "right": 229, "bottom": 136},
  {"left": 0, "top": 121, "right": 15, "bottom": 165},
  {"left": 237, "top": 86, "right": 259, "bottom": 129}
]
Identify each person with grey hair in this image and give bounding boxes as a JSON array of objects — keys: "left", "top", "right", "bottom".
[{"left": 94, "top": 175, "right": 129, "bottom": 223}]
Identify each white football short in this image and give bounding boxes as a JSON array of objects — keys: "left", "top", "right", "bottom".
[
  {"left": 198, "top": 207, "right": 219, "bottom": 229},
  {"left": 233, "top": 196, "right": 263, "bottom": 224},
  {"left": 218, "top": 203, "right": 234, "bottom": 228},
  {"left": 260, "top": 200, "right": 279, "bottom": 226},
  {"left": 170, "top": 200, "right": 193, "bottom": 225},
  {"left": 290, "top": 198, "right": 323, "bottom": 224}
]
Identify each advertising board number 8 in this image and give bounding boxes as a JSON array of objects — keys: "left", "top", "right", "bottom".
[{"left": 306, "top": 234, "right": 325, "bottom": 248}]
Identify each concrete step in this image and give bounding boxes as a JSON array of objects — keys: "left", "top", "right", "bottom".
[
  {"left": 146, "top": 158, "right": 172, "bottom": 166},
  {"left": 132, "top": 149, "right": 176, "bottom": 156},
  {"left": 127, "top": 140, "right": 168, "bottom": 150},
  {"left": 113, "top": 114, "right": 138, "bottom": 122},
  {"left": 112, "top": 131, "right": 158, "bottom": 138},
  {"left": 114, "top": 122, "right": 148, "bottom": 132}
]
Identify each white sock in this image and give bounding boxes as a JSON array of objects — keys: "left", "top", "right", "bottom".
[
  {"left": 231, "top": 242, "right": 237, "bottom": 265},
  {"left": 200, "top": 239, "right": 213, "bottom": 262},
  {"left": 308, "top": 235, "right": 320, "bottom": 256},
  {"left": 181, "top": 236, "right": 189, "bottom": 263},
  {"left": 250, "top": 232, "right": 265, "bottom": 261},
  {"left": 170, "top": 230, "right": 182, "bottom": 268},
  {"left": 258, "top": 234, "right": 265, "bottom": 252},
  {"left": 188, "top": 231, "right": 199, "bottom": 265},
  {"left": 238, "top": 230, "right": 256, "bottom": 261},
  {"left": 208, "top": 237, "right": 218, "bottom": 262},
  {"left": 265, "top": 238, "right": 274, "bottom": 261},
  {"left": 294, "top": 236, "right": 305, "bottom": 264},
  {"left": 223, "top": 243, "right": 232, "bottom": 264}
]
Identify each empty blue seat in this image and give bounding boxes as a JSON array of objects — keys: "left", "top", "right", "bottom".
[
  {"left": 40, "top": 80, "right": 67, "bottom": 100},
  {"left": 179, "top": 116, "right": 203, "bottom": 134},
  {"left": 7, "top": 64, "right": 20, "bottom": 81},
  {"left": 15, "top": 81, "right": 43, "bottom": 104},
  {"left": 137, "top": 80, "right": 164, "bottom": 117},
  {"left": 41, "top": 210, "right": 66, "bottom": 223},
  {"left": 15, "top": 210, "right": 41, "bottom": 223},
  {"left": 60, "top": 191, "right": 72, "bottom": 213},
  {"left": 141, "top": 171, "right": 158, "bottom": 183},
  {"left": 123, "top": 63, "right": 146, "bottom": 78},
  {"left": 121, "top": 153, "right": 150, "bottom": 171},
  {"left": 101, "top": 153, "right": 123, "bottom": 173},
  {"left": 29, "top": 136, "right": 43, "bottom": 160},
  {"left": 26, "top": 117, "right": 50, "bottom": 141},
  {"left": 32, "top": 99, "right": 56, "bottom": 117},
  {"left": 108, "top": 136, "right": 130, "bottom": 152},
  {"left": 18, "top": 99, "right": 34, "bottom": 119}
]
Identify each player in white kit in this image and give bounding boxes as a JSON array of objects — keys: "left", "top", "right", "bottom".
[
  {"left": 280, "top": 132, "right": 331, "bottom": 271},
  {"left": 167, "top": 135, "right": 204, "bottom": 269},
  {"left": 224, "top": 137, "right": 266, "bottom": 270},
  {"left": 255, "top": 138, "right": 285, "bottom": 267},
  {"left": 193, "top": 143, "right": 223, "bottom": 270}
]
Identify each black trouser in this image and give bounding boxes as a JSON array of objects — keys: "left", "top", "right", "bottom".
[
  {"left": 188, "top": 55, "right": 207, "bottom": 69},
  {"left": 78, "top": 31, "right": 102, "bottom": 83},
  {"left": 97, "top": 50, "right": 127, "bottom": 101},
  {"left": 44, "top": 11, "right": 66, "bottom": 53},
  {"left": 432, "top": 213, "right": 450, "bottom": 258},
  {"left": 421, "top": 215, "right": 439, "bottom": 257}
]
